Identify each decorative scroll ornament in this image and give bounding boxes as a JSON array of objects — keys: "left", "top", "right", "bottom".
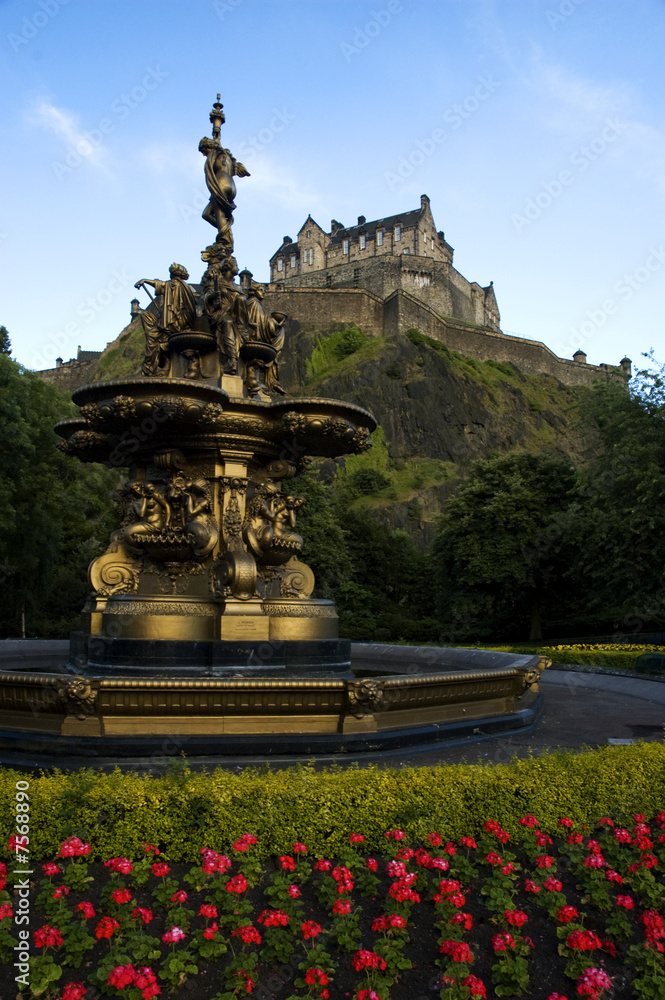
[
  {"left": 347, "top": 679, "right": 389, "bottom": 718},
  {"left": 91, "top": 555, "right": 140, "bottom": 597}
]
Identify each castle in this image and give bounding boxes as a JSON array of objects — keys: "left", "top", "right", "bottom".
[
  {"left": 268, "top": 194, "right": 501, "bottom": 332},
  {"left": 36, "top": 194, "right": 630, "bottom": 390}
]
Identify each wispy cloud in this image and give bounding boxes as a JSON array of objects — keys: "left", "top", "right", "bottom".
[{"left": 27, "top": 98, "right": 111, "bottom": 173}]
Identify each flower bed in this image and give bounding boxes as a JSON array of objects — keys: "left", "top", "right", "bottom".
[
  {"left": 486, "top": 645, "right": 665, "bottom": 671},
  {"left": 2, "top": 811, "right": 665, "bottom": 999}
]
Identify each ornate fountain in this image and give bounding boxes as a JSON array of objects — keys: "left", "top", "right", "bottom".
[{"left": 0, "top": 98, "right": 546, "bottom": 764}]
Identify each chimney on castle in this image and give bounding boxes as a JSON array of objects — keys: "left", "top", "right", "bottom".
[
  {"left": 421, "top": 194, "right": 430, "bottom": 210},
  {"left": 330, "top": 220, "right": 344, "bottom": 234},
  {"left": 357, "top": 215, "right": 366, "bottom": 226}
]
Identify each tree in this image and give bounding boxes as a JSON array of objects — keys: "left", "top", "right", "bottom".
[
  {"left": 0, "top": 354, "right": 119, "bottom": 637},
  {"left": 566, "top": 358, "right": 665, "bottom": 634},
  {"left": 0, "top": 326, "right": 11, "bottom": 355},
  {"left": 432, "top": 452, "right": 578, "bottom": 641}
]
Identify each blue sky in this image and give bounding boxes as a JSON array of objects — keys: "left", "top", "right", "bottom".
[{"left": 1, "top": 0, "right": 664, "bottom": 373}]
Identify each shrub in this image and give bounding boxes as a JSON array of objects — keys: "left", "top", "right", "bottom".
[{"left": 1, "top": 743, "right": 664, "bottom": 860}]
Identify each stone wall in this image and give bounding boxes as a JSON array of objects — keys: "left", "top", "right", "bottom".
[{"left": 263, "top": 285, "right": 626, "bottom": 387}]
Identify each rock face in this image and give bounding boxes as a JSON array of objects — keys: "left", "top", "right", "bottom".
[
  {"left": 84, "top": 320, "right": 595, "bottom": 548},
  {"left": 280, "top": 326, "right": 590, "bottom": 463}
]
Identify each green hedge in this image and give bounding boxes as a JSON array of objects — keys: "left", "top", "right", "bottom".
[
  {"left": 2, "top": 743, "right": 665, "bottom": 861},
  {"left": 483, "top": 644, "right": 664, "bottom": 670}
]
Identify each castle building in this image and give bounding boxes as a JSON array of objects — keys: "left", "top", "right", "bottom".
[{"left": 268, "top": 194, "right": 500, "bottom": 331}]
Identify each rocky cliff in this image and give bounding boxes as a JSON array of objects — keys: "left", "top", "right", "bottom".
[{"left": 89, "top": 320, "right": 597, "bottom": 548}]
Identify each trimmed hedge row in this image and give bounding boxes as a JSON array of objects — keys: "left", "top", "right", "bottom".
[
  {"left": 2, "top": 743, "right": 665, "bottom": 861},
  {"left": 486, "top": 644, "right": 665, "bottom": 670}
]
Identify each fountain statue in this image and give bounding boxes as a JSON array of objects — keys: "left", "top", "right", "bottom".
[{"left": 0, "top": 98, "right": 546, "bottom": 764}]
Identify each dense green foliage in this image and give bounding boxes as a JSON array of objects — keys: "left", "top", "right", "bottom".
[
  {"left": 432, "top": 453, "right": 577, "bottom": 641},
  {"left": 1, "top": 743, "right": 663, "bottom": 859},
  {"left": 290, "top": 464, "right": 439, "bottom": 641},
  {"left": 0, "top": 354, "right": 119, "bottom": 638}
]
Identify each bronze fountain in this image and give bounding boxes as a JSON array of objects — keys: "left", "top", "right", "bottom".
[{"left": 0, "top": 98, "right": 546, "bottom": 764}]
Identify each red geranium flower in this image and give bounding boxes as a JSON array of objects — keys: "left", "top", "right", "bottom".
[
  {"left": 535, "top": 854, "right": 555, "bottom": 868},
  {"left": 439, "top": 940, "right": 473, "bottom": 963},
  {"left": 428, "top": 832, "right": 442, "bottom": 846},
  {"left": 107, "top": 964, "right": 135, "bottom": 989},
  {"left": 258, "top": 908, "right": 289, "bottom": 927},
  {"left": 349, "top": 833, "right": 365, "bottom": 843},
  {"left": 59, "top": 837, "right": 91, "bottom": 858},
  {"left": 616, "top": 895, "right": 634, "bottom": 910},
  {"left": 450, "top": 912, "right": 473, "bottom": 930},
  {"left": 75, "top": 902, "right": 95, "bottom": 920},
  {"left": 53, "top": 886, "right": 69, "bottom": 899},
  {"left": 557, "top": 905, "right": 580, "bottom": 923},
  {"left": 34, "top": 925, "right": 64, "bottom": 948},
  {"left": 576, "top": 967, "right": 612, "bottom": 998},
  {"left": 333, "top": 899, "right": 352, "bottom": 915},
  {"left": 162, "top": 926, "right": 186, "bottom": 944},
  {"left": 111, "top": 888, "right": 132, "bottom": 904},
  {"left": 293, "top": 841, "right": 307, "bottom": 853},
  {"left": 352, "top": 950, "right": 388, "bottom": 971},
  {"left": 62, "top": 983, "right": 86, "bottom": 1000},
  {"left": 314, "top": 859, "right": 332, "bottom": 871},
  {"left": 199, "top": 903, "right": 218, "bottom": 919},
  {"left": 518, "top": 814, "right": 539, "bottom": 827},
  {"left": 462, "top": 976, "right": 487, "bottom": 998},
  {"left": 104, "top": 857, "right": 133, "bottom": 875},
  {"left": 232, "top": 924, "right": 261, "bottom": 945},
  {"left": 95, "top": 916, "right": 120, "bottom": 940},
  {"left": 151, "top": 862, "right": 170, "bottom": 877},
  {"left": 366, "top": 858, "right": 378, "bottom": 871},
  {"left": 505, "top": 909, "right": 528, "bottom": 927},
  {"left": 42, "top": 863, "right": 61, "bottom": 877},
  {"left": 524, "top": 879, "right": 541, "bottom": 893},
  {"left": 279, "top": 855, "right": 296, "bottom": 871},
  {"left": 492, "top": 932, "right": 515, "bottom": 951},
  {"left": 131, "top": 907, "right": 153, "bottom": 924},
  {"left": 302, "top": 920, "right": 323, "bottom": 939},
  {"left": 226, "top": 874, "right": 249, "bottom": 894},
  {"left": 0, "top": 903, "right": 13, "bottom": 921},
  {"left": 567, "top": 930, "right": 602, "bottom": 952},
  {"left": 544, "top": 877, "right": 563, "bottom": 892},
  {"left": 170, "top": 890, "right": 187, "bottom": 903}
]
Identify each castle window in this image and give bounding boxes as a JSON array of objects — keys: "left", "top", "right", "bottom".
[
  {"left": 326, "top": 274, "right": 332, "bottom": 287},
  {"left": 377, "top": 230, "right": 383, "bottom": 246},
  {"left": 360, "top": 234, "right": 366, "bottom": 250},
  {"left": 404, "top": 246, "right": 410, "bottom": 254},
  {"left": 291, "top": 255, "right": 296, "bottom": 268},
  {"left": 343, "top": 239, "right": 349, "bottom": 254},
  {"left": 395, "top": 225, "right": 401, "bottom": 241},
  {"left": 277, "top": 258, "right": 283, "bottom": 272},
  {"left": 306, "top": 229, "right": 311, "bottom": 237},
  {"left": 431, "top": 238, "right": 434, "bottom": 249},
  {"left": 309, "top": 248, "right": 314, "bottom": 265}
]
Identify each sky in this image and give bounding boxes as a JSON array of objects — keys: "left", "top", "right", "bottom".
[{"left": 1, "top": 0, "right": 664, "bottom": 372}]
